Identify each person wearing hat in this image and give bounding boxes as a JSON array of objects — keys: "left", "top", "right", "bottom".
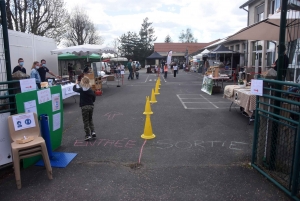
[
  {"left": 77, "top": 65, "right": 90, "bottom": 83},
  {"left": 272, "top": 45, "right": 289, "bottom": 80},
  {"left": 68, "top": 63, "right": 74, "bottom": 81}
]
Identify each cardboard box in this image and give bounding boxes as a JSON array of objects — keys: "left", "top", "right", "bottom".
[
  {"left": 85, "top": 73, "right": 95, "bottom": 85},
  {"left": 212, "top": 86, "right": 222, "bottom": 94},
  {"left": 107, "top": 76, "right": 115, "bottom": 81},
  {"left": 85, "top": 73, "right": 94, "bottom": 80},
  {"left": 213, "top": 67, "right": 219, "bottom": 77}
]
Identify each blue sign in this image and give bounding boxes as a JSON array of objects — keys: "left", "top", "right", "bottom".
[
  {"left": 17, "top": 121, "right": 22, "bottom": 128},
  {"left": 25, "top": 119, "right": 31, "bottom": 125}
]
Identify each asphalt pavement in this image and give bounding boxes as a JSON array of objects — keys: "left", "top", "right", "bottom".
[{"left": 0, "top": 69, "right": 290, "bottom": 200}]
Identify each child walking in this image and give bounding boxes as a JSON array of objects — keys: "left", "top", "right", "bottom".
[
  {"left": 73, "top": 77, "right": 96, "bottom": 141},
  {"left": 164, "top": 64, "right": 168, "bottom": 79},
  {"left": 173, "top": 64, "right": 178, "bottom": 77}
]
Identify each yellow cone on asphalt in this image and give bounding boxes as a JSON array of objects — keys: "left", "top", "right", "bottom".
[
  {"left": 154, "top": 82, "right": 160, "bottom": 95},
  {"left": 150, "top": 88, "right": 157, "bottom": 103},
  {"left": 156, "top": 79, "right": 160, "bottom": 89},
  {"left": 141, "top": 114, "right": 156, "bottom": 139},
  {"left": 143, "top": 96, "right": 153, "bottom": 115}
]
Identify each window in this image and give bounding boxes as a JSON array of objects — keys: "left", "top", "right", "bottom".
[
  {"left": 270, "top": 0, "right": 275, "bottom": 14},
  {"left": 270, "top": 0, "right": 281, "bottom": 15},
  {"left": 230, "top": 46, "right": 234, "bottom": 50},
  {"left": 274, "top": 0, "right": 281, "bottom": 12},
  {"left": 236, "top": 44, "right": 240, "bottom": 52},
  {"left": 266, "top": 41, "right": 276, "bottom": 66},
  {"left": 256, "top": 4, "right": 264, "bottom": 22},
  {"left": 252, "top": 41, "right": 263, "bottom": 66}
]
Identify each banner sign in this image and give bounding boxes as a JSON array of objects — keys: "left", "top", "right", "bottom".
[{"left": 201, "top": 76, "right": 213, "bottom": 95}]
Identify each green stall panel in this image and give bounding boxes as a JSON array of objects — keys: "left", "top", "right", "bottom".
[{"left": 15, "top": 85, "right": 63, "bottom": 168}]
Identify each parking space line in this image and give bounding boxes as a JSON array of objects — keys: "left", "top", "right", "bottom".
[
  {"left": 200, "top": 95, "right": 219, "bottom": 108},
  {"left": 144, "top": 75, "right": 149, "bottom": 82},
  {"left": 177, "top": 94, "right": 235, "bottom": 110},
  {"left": 176, "top": 94, "right": 187, "bottom": 109},
  {"left": 180, "top": 98, "right": 204, "bottom": 99},
  {"left": 185, "top": 107, "right": 238, "bottom": 110},
  {"left": 182, "top": 102, "right": 231, "bottom": 103}
]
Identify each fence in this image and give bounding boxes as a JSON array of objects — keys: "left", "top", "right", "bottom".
[{"left": 252, "top": 79, "right": 300, "bottom": 200}]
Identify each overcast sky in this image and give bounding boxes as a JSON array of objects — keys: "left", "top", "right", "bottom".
[{"left": 64, "top": 0, "right": 248, "bottom": 46}]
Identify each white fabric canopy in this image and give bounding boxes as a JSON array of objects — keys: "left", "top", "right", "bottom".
[
  {"left": 51, "top": 44, "right": 117, "bottom": 56},
  {"left": 110, "top": 57, "right": 128, "bottom": 62},
  {"left": 201, "top": 49, "right": 210, "bottom": 54},
  {"left": 228, "top": 11, "right": 300, "bottom": 42},
  {"left": 102, "top": 53, "right": 115, "bottom": 58}
]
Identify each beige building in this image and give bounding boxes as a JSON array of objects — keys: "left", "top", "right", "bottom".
[
  {"left": 194, "top": 0, "right": 300, "bottom": 81},
  {"left": 240, "top": 0, "right": 281, "bottom": 69}
]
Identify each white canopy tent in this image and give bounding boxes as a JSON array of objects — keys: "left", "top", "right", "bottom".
[
  {"left": 194, "top": 49, "right": 210, "bottom": 59},
  {"left": 51, "top": 44, "right": 117, "bottom": 77},
  {"left": 110, "top": 57, "right": 128, "bottom": 62},
  {"left": 51, "top": 44, "right": 117, "bottom": 61}
]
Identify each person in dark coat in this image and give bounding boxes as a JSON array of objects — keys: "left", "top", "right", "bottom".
[{"left": 73, "top": 76, "right": 96, "bottom": 141}]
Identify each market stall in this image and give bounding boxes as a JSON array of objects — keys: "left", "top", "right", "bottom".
[
  {"left": 201, "top": 65, "right": 230, "bottom": 95},
  {"left": 223, "top": 85, "right": 256, "bottom": 124}
]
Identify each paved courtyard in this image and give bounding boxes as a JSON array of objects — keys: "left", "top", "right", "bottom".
[{"left": 0, "top": 69, "right": 289, "bottom": 200}]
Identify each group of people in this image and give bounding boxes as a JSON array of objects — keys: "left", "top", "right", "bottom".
[
  {"left": 163, "top": 63, "right": 179, "bottom": 79},
  {"left": 126, "top": 59, "right": 139, "bottom": 80},
  {"left": 12, "top": 58, "right": 60, "bottom": 89}
]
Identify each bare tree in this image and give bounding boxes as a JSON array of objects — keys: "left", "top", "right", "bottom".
[
  {"left": 109, "top": 38, "right": 120, "bottom": 55},
  {"left": 63, "top": 7, "right": 104, "bottom": 47},
  {"left": 179, "top": 28, "right": 198, "bottom": 43},
  {"left": 5, "top": 0, "right": 68, "bottom": 43}
]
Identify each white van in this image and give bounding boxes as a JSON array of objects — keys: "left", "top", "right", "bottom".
[{"left": 92, "top": 62, "right": 111, "bottom": 75}]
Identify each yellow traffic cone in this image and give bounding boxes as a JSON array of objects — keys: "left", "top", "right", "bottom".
[
  {"left": 143, "top": 96, "right": 153, "bottom": 115},
  {"left": 154, "top": 82, "right": 160, "bottom": 95},
  {"left": 141, "top": 114, "right": 156, "bottom": 139},
  {"left": 158, "top": 77, "right": 161, "bottom": 85},
  {"left": 150, "top": 88, "right": 157, "bottom": 103},
  {"left": 156, "top": 79, "right": 160, "bottom": 89}
]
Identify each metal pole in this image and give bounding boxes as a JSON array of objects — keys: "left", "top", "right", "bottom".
[
  {"left": 276, "top": 0, "right": 287, "bottom": 81},
  {"left": 251, "top": 95, "right": 260, "bottom": 164},
  {"left": 270, "top": 0, "right": 288, "bottom": 170},
  {"left": 0, "top": 0, "right": 16, "bottom": 114},
  {"left": 291, "top": 125, "right": 300, "bottom": 195},
  {"left": 0, "top": 0, "right": 12, "bottom": 81}
]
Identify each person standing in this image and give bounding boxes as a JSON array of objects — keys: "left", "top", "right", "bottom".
[
  {"left": 68, "top": 63, "right": 74, "bottom": 81},
  {"left": 173, "top": 63, "right": 178, "bottom": 77},
  {"left": 183, "top": 63, "right": 186, "bottom": 71},
  {"left": 30, "top": 61, "right": 41, "bottom": 89},
  {"left": 218, "top": 59, "right": 225, "bottom": 74},
  {"left": 73, "top": 77, "right": 96, "bottom": 141},
  {"left": 204, "top": 58, "right": 210, "bottom": 73},
  {"left": 126, "top": 59, "right": 133, "bottom": 80},
  {"left": 164, "top": 64, "right": 168, "bottom": 79},
  {"left": 132, "top": 61, "right": 136, "bottom": 79},
  {"left": 37, "top": 59, "right": 60, "bottom": 82},
  {"left": 272, "top": 45, "right": 289, "bottom": 80},
  {"left": 12, "top": 58, "right": 26, "bottom": 74}
]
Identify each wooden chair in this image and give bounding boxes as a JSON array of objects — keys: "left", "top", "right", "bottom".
[{"left": 7, "top": 113, "right": 52, "bottom": 189}]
